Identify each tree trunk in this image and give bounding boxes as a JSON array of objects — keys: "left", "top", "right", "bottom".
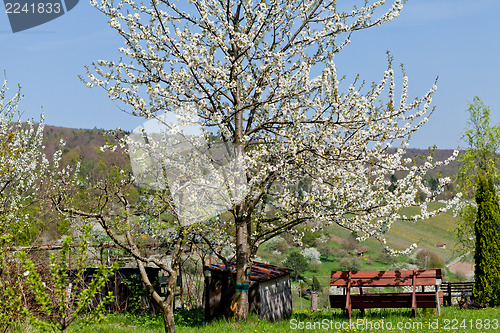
[
  {"left": 233, "top": 216, "right": 250, "bottom": 320},
  {"left": 231, "top": 29, "right": 251, "bottom": 319},
  {"left": 122, "top": 204, "right": 184, "bottom": 333},
  {"left": 136, "top": 259, "right": 177, "bottom": 333},
  {"left": 162, "top": 273, "right": 177, "bottom": 333}
]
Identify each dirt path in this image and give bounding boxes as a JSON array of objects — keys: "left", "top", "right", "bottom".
[
  {"left": 448, "top": 262, "right": 474, "bottom": 278},
  {"left": 447, "top": 251, "right": 470, "bottom": 267},
  {"left": 447, "top": 252, "right": 474, "bottom": 278}
]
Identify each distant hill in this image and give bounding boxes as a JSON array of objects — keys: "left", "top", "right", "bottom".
[
  {"left": 38, "top": 125, "right": 461, "bottom": 180},
  {"left": 41, "top": 125, "right": 131, "bottom": 178},
  {"left": 404, "top": 148, "right": 459, "bottom": 178}
]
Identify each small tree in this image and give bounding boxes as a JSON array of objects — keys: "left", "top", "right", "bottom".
[
  {"left": 52, "top": 158, "right": 212, "bottom": 333},
  {"left": 302, "top": 247, "right": 321, "bottom": 263},
  {"left": 261, "top": 236, "right": 287, "bottom": 254},
  {"left": 457, "top": 97, "right": 500, "bottom": 193},
  {"left": 415, "top": 249, "right": 444, "bottom": 269},
  {"left": 0, "top": 76, "right": 62, "bottom": 330},
  {"left": 311, "top": 276, "right": 321, "bottom": 293},
  {"left": 283, "top": 251, "right": 309, "bottom": 281},
  {"left": 17, "top": 226, "right": 116, "bottom": 333},
  {"left": 0, "top": 77, "right": 53, "bottom": 242},
  {"left": 456, "top": 97, "right": 500, "bottom": 255},
  {"left": 375, "top": 249, "right": 397, "bottom": 265},
  {"left": 338, "top": 255, "right": 361, "bottom": 271},
  {"left": 317, "top": 242, "right": 335, "bottom": 260},
  {"left": 473, "top": 175, "right": 500, "bottom": 307}
]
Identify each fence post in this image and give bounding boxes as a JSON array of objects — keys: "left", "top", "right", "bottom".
[{"left": 311, "top": 292, "right": 318, "bottom": 311}]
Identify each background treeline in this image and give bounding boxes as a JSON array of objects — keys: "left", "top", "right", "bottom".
[{"left": 41, "top": 125, "right": 460, "bottom": 185}]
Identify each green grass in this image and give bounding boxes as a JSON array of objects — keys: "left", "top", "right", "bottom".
[
  {"left": 324, "top": 207, "right": 465, "bottom": 265},
  {"left": 40, "top": 307, "right": 500, "bottom": 333},
  {"left": 387, "top": 212, "right": 458, "bottom": 261}
]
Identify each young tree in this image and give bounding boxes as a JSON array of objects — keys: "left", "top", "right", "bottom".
[
  {"left": 283, "top": 251, "right": 309, "bottom": 281},
  {"left": 457, "top": 97, "right": 500, "bottom": 193},
  {"left": 317, "top": 241, "right": 335, "bottom": 260},
  {"left": 83, "top": 0, "right": 460, "bottom": 320},
  {"left": 455, "top": 97, "right": 500, "bottom": 255},
  {"left": 0, "top": 78, "right": 52, "bottom": 242},
  {"left": 473, "top": 175, "right": 500, "bottom": 306},
  {"left": 0, "top": 77, "right": 67, "bottom": 330},
  {"left": 16, "top": 226, "right": 115, "bottom": 333},
  {"left": 51, "top": 154, "right": 208, "bottom": 333},
  {"left": 311, "top": 275, "right": 322, "bottom": 293}
]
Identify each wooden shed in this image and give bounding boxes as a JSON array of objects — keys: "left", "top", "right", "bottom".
[{"left": 204, "top": 261, "right": 293, "bottom": 322}]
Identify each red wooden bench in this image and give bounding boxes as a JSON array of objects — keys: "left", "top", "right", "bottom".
[{"left": 330, "top": 269, "right": 443, "bottom": 318}]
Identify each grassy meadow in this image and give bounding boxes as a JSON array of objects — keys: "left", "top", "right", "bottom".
[{"left": 22, "top": 306, "right": 497, "bottom": 333}]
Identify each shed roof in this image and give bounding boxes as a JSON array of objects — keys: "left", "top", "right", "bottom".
[{"left": 206, "top": 261, "right": 292, "bottom": 282}]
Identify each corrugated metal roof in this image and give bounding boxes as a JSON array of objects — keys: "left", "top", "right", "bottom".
[{"left": 206, "top": 261, "right": 292, "bottom": 282}]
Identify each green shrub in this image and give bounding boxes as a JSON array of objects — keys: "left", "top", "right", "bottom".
[
  {"left": 332, "top": 249, "right": 348, "bottom": 259},
  {"left": 121, "top": 274, "right": 145, "bottom": 315},
  {"left": 296, "top": 227, "right": 321, "bottom": 248},
  {"left": 415, "top": 249, "right": 444, "bottom": 269},
  {"left": 316, "top": 242, "right": 335, "bottom": 259},
  {"left": 311, "top": 276, "right": 321, "bottom": 292},
  {"left": 276, "top": 239, "right": 289, "bottom": 253},
  {"left": 308, "top": 261, "right": 321, "bottom": 272},
  {"left": 338, "top": 255, "right": 360, "bottom": 271},
  {"left": 16, "top": 226, "right": 116, "bottom": 332},
  {"left": 261, "top": 236, "right": 288, "bottom": 253},
  {"left": 283, "top": 251, "right": 309, "bottom": 280},
  {"left": 174, "top": 307, "right": 204, "bottom": 327},
  {"left": 340, "top": 234, "right": 358, "bottom": 251},
  {"left": 375, "top": 250, "right": 397, "bottom": 265}
]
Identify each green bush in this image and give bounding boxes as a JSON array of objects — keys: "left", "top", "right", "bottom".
[
  {"left": 415, "top": 249, "right": 444, "bottom": 269},
  {"left": 311, "top": 276, "right": 321, "bottom": 292},
  {"left": 375, "top": 250, "right": 397, "bottom": 265},
  {"left": 474, "top": 175, "right": 500, "bottom": 306},
  {"left": 340, "top": 235, "right": 358, "bottom": 251},
  {"left": 338, "top": 255, "right": 360, "bottom": 271},
  {"left": 332, "top": 249, "right": 348, "bottom": 259},
  {"left": 121, "top": 274, "right": 145, "bottom": 315},
  {"left": 283, "top": 251, "right": 309, "bottom": 280},
  {"left": 16, "top": 225, "right": 116, "bottom": 332},
  {"left": 296, "top": 227, "right": 321, "bottom": 248},
  {"left": 174, "top": 307, "right": 204, "bottom": 327},
  {"left": 316, "top": 242, "right": 335, "bottom": 259},
  {"left": 261, "top": 236, "right": 288, "bottom": 253},
  {"left": 308, "top": 261, "right": 321, "bottom": 272},
  {"left": 276, "top": 239, "right": 289, "bottom": 253}
]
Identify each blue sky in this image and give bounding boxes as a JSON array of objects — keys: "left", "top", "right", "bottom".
[{"left": 1, "top": 0, "right": 499, "bottom": 149}]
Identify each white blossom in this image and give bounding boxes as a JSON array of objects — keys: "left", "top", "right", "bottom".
[{"left": 83, "top": 0, "right": 460, "bottom": 256}]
